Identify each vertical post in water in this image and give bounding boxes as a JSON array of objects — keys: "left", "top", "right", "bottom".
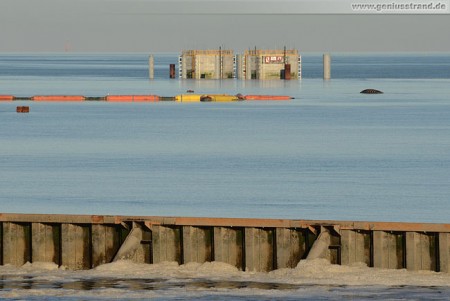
[
  {"left": 323, "top": 53, "right": 331, "bottom": 80},
  {"left": 2, "top": 222, "right": 31, "bottom": 266},
  {"left": 149, "top": 55, "right": 154, "bottom": 80}
]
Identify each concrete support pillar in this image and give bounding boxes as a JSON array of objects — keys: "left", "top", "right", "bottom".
[
  {"left": 31, "top": 223, "right": 59, "bottom": 264},
  {"left": 341, "top": 230, "right": 368, "bottom": 266},
  {"left": 182, "top": 226, "right": 212, "bottom": 263},
  {"left": 2, "top": 222, "right": 30, "bottom": 266},
  {"left": 92, "top": 224, "right": 120, "bottom": 267},
  {"left": 276, "top": 228, "right": 305, "bottom": 268},
  {"left": 244, "top": 228, "right": 274, "bottom": 272},
  {"left": 214, "top": 227, "right": 244, "bottom": 269},
  {"left": 323, "top": 54, "right": 331, "bottom": 80},
  {"left": 439, "top": 233, "right": 450, "bottom": 273},
  {"left": 406, "top": 232, "right": 436, "bottom": 271},
  {"left": 148, "top": 55, "right": 154, "bottom": 80},
  {"left": 113, "top": 226, "right": 142, "bottom": 262},
  {"left": 152, "top": 225, "right": 182, "bottom": 264},
  {"left": 61, "top": 224, "right": 90, "bottom": 270},
  {"left": 373, "top": 231, "right": 404, "bottom": 269},
  {"left": 306, "top": 227, "right": 331, "bottom": 260}
]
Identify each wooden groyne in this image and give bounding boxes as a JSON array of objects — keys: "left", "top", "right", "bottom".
[{"left": 1, "top": 213, "right": 449, "bottom": 272}]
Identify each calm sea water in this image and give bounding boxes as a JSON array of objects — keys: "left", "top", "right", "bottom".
[{"left": 1, "top": 53, "right": 450, "bottom": 300}]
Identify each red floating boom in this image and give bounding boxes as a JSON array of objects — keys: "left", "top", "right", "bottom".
[
  {"left": 0, "top": 95, "right": 14, "bottom": 101},
  {"left": 244, "top": 95, "right": 292, "bottom": 101}
]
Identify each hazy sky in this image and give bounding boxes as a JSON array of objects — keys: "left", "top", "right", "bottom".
[{"left": 1, "top": 0, "right": 449, "bottom": 52}]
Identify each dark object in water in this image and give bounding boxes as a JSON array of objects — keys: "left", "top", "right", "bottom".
[
  {"left": 236, "top": 93, "right": 245, "bottom": 100},
  {"left": 186, "top": 90, "right": 194, "bottom": 93},
  {"left": 361, "top": 89, "right": 383, "bottom": 94},
  {"left": 200, "top": 95, "right": 212, "bottom": 102},
  {"left": 16, "top": 106, "right": 30, "bottom": 113}
]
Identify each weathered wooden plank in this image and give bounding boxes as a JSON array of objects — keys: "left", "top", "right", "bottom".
[
  {"left": 406, "top": 232, "right": 436, "bottom": 271},
  {"left": 152, "top": 225, "right": 181, "bottom": 264},
  {"left": 213, "top": 227, "right": 243, "bottom": 269},
  {"left": 276, "top": 228, "right": 306, "bottom": 269},
  {"left": 341, "top": 230, "right": 370, "bottom": 266},
  {"left": 182, "top": 226, "right": 212, "bottom": 263},
  {"left": 2, "top": 222, "right": 30, "bottom": 266},
  {"left": 61, "top": 224, "right": 90, "bottom": 270},
  {"left": 31, "top": 223, "right": 60, "bottom": 264},
  {"left": 439, "top": 233, "right": 450, "bottom": 273},
  {"left": 92, "top": 224, "right": 121, "bottom": 267},
  {"left": 373, "top": 231, "right": 404, "bottom": 269},
  {"left": 245, "top": 228, "right": 274, "bottom": 272}
]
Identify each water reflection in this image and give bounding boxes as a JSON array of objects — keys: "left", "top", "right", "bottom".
[
  {"left": 1, "top": 275, "right": 450, "bottom": 300},
  {"left": 0, "top": 275, "right": 303, "bottom": 291}
]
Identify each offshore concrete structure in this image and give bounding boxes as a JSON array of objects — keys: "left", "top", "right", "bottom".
[
  {"left": 1, "top": 213, "right": 450, "bottom": 273},
  {"left": 237, "top": 49, "right": 302, "bottom": 80},
  {"left": 178, "top": 49, "right": 235, "bottom": 79},
  {"left": 177, "top": 48, "right": 302, "bottom": 80}
]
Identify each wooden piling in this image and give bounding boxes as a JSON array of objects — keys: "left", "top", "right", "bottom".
[
  {"left": 213, "top": 227, "right": 244, "bottom": 269},
  {"left": 92, "top": 224, "right": 121, "bottom": 267},
  {"left": 439, "top": 233, "right": 450, "bottom": 273},
  {"left": 152, "top": 225, "right": 182, "bottom": 264},
  {"left": 341, "top": 230, "right": 370, "bottom": 266},
  {"left": 31, "top": 223, "right": 60, "bottom": 264},
  {"left": 61, "top": 224, "right": 90, "bottom": 270},
  {"left": 244, "top": 227, "right": 274, "bottom": 272},
  {"left": 182, "top": 226, "right": 213, "bottom": 263},
  {"left": 406, "top": 232, "right": 437, "bottom": 271},
  {"left": 275, "top": 228, "right": 306, "bottom": 269},
  {"left": 2, "top": 222, "right": 31, "bottom": 266},
  {"left": 373, "top": 231, "right": 405, "bottom": 269}
]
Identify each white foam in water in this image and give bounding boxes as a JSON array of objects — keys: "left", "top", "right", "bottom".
[{"left": 1, "top": 260, "right": 450, "bottom": 300}]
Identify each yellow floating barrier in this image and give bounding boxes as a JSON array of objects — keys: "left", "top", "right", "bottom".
[
  {"left": 204, "top": 94, "right": 240, "bottom": 102},
  {"left": 175, "top": 94, "right": 239, "bottom": 102},
  {"left": 175, "top": 94, "right": 202, "bottom": 102}
]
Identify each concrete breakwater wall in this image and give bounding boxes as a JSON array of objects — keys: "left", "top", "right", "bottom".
[{"left": 1, "top": 213, "right": 449, "bottom": 273}]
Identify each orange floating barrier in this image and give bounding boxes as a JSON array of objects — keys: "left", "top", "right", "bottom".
[
  {"left": 244, "top": 95, "right": 292, "bottom": 101},
  {"left": 32, "top": 95, "right": 85, "bottom": 102},
  {"left": 105, "top": 95, "right": 160, "bottom": 102},
  {"left": 0, "top": 95, "right": 14, "bottom": 101}
]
